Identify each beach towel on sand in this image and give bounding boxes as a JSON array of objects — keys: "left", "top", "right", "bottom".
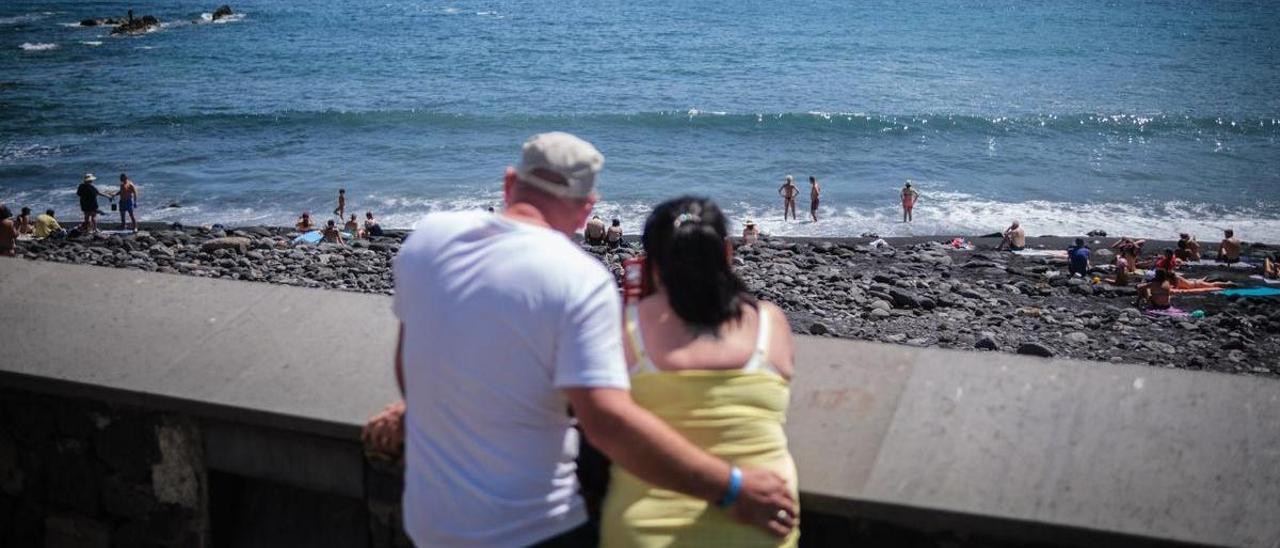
[
  {"left": 1011, "top": 249, "right": 1068, "bottom": 258},
  {"left": 1145, "top": 307, "right": 1190, "bottom": 318},
  {"left": 1249, "top": 275, "right": 1280, "bottom": 285},
  {"left": 1181, "top": 260, "right": 1255, "bottom": 270},
  {"left": 293, "top": 231, "right": 324, "bottom": 245},
  {"left": 1219, "top": 287, "right": 1280, "bottom": 298},
  {"left": 1171, "top": 287, "right": 1223, "bottom": 295}
]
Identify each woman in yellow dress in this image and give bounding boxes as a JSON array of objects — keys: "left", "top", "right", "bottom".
[{"left": 601, "top": 196, "right": 800, "bottom": 547}]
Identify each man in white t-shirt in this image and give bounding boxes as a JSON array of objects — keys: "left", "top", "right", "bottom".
[{"left": 370, "top": 133, "right": 796, "bottom": 547}]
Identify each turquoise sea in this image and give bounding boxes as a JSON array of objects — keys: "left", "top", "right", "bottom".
[{"left": 2, "top": 0, "right": 1279, "bottom": 238}]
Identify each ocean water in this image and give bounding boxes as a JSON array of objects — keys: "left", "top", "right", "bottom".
[{"left": 2, "top": 0, "right": 1278, "bottom": 239}]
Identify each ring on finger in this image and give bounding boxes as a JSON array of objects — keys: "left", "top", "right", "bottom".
[{"left": 775, "top": 509, "right": 790, "bottom": 521}]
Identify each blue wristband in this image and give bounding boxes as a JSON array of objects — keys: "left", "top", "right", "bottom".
[{"left": 718, "top": 466, "right": 743, "bottom": 508}]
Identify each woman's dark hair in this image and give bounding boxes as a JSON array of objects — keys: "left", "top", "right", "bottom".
[
  {"left": 642, "top": 196, "right": 753, "bottom": 330},
  {"left": 611, "top": 218, "right": 620, "bottom": 227},
  {"left": 0, "top": 205, "right": 10, "bottom": 221},
  {"left": 20, "top": 207, "right": 30, "bottom": 216}
]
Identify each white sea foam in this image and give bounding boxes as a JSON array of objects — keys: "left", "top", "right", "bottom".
[
  {"left": 19, "top": 42, "right": 58, "bottom": 51},
  {"left": 0, "top": 13, "right": 49, "bottom": 25},
  {"left": 199, "top": 12, "right": 246, "bottom": 24},
  {"left": 81, "top": 41, "right": 103, "bottom": 47}
]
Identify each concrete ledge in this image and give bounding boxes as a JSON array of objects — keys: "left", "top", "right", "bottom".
[{"left": 3, "top": 259, "right": 1279, "bottom": 547}]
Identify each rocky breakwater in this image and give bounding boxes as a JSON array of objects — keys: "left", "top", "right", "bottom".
[{"left": 16, "top": 227, "right": 401, "bottom": 293}]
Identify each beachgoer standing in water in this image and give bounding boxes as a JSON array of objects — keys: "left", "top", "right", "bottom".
[
  {"left": 361, "top": 132, "right": 796, "bottom": 546},
  {"left": 334, "top": 188, "right": 346, "bottom": 220},
  {"left": 1217, "top": 229, "right": 1242, "bottom": 264},
  {"left": 76, "top": 173, "right": 112, "bottom": 234},
  {"left": 808, "top": 176, "right": 821, "bottom": 222},
  {"left": 901, "top": 181, "right": 920, "bottom": 223},
  {"left": 778, "top": 175, "right": 798, "bottom": 221},
  {"left": 117, "top": 173, "right": 140, "bottom": 232}
]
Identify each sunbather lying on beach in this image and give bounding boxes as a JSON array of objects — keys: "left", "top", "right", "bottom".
[
  {"left": 1171, "top": 274, "right": 1235, "bottom": 291},
  {"left": 1136, "top": 269, "right": 1173, "bottom": 309}
]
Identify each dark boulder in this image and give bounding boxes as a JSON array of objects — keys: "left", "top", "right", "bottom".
[
  {"left": 110, "top": 15, "right": 161, "bottom": 35},
  {"left": 1016, "top": 342, "right": 1055, "bottom": 358},
  {"left": 212, "top": 5, "right": 234, "bottom": 20}
]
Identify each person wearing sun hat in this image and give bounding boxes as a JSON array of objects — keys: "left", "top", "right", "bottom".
[
  {"left": 742, "top": 218, "right": 760, "bottom": 243},
  {"left": 76, "top": 173, "right": 113, "bottom": 234},
  {"left": 362, "top": 132, "right": 797, "bottom": 547}
]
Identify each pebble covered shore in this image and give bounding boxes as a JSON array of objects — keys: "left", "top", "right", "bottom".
[{"left": 12, "top": 225, "right": 1279, "bottom": 378}]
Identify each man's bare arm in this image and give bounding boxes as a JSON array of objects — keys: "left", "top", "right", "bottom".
[{"left": 566, "top": 387, "right": 796, "bottom": 537}]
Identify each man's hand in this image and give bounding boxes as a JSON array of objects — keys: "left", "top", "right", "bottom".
[
  {"left": 361, "top": 400, "right": 406, "bottom": 458},
  {"left": 727, "top": 467, "right": 798, "bottom": 538}
]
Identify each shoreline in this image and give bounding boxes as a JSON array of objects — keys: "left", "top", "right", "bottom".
[{"left": 11, "top": 221, "right": 1279, "bottom": 379}]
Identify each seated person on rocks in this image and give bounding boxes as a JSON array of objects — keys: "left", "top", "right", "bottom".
[
  {"left": 1111, "top": 254, "right": 1132, "bottom": 285},
  {"left": 364, "top": 211, "right": 383, "bottom": 237},
  {"left": 321, "top": 219, "right": 345, "bottom": 245},
  {"left": 0, "top": 204, "right": 17, "bottom": 257},
  {"left": 33, "top": 209, "right": 65, "bottom": 239},
  {"left": 1136, "top": 269, "right": 1173, "bottom": 309},
  {"left": 1264, "top": 254, "right": 1280, "bottom": 280},
  {"left": 296, "top": 211, "right": 315, "bottom": 232},
  {"left": 584, "top": 214, "right": 607, "bottom": 245},
  {"left": 1142, "top": 248, "right": 1180, "bottom": 273},
  {"left": 15, "top": 207, "right": 33, "bottom": 235},
  {"left": 996, "top": 220, "right": 1026, "bottom": 251},
  {"left": 345, "top": 214, "right": 363, "bottom": 238},
  {"left": 606, "top": 218, "right": 623, "bottom": 249},
  {"left": 742, "top": 219, "right": 760, "bottom": 244},
  {"left": 1177, "top": 233, "right": 1201, "bottom": 261},
  {"left": 1111, "top": 238, "right": 1145, "bottom": 273},
  {"left": 1217, "top": 229, "right": 1242, "bottom": 264},
  {"left": 1067, "top": 238, "right": 1091, "bottom": 277}
]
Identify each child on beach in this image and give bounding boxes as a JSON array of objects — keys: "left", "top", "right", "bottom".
[{"left": 334, "top": 188, "right": 346, "bottom": 220}]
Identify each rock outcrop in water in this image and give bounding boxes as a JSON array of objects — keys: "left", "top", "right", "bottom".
[
  {"left": 79, "top": 18, "right": 121, "bottom": 27},
  {"left": 211, "top": 5, "right": 234, "bottom": 21},
  {"left": 110, "top": 15, "right": 161, "bottom": 35}
]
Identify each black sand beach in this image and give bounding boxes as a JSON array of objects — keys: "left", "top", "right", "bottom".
[{"left": 11, "top": 223, "right": 1279, "bottom": 378}]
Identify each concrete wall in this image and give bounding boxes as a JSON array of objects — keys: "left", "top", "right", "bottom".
[{"left": 2, "top": 259, "right": 1278, "bottom": 547}]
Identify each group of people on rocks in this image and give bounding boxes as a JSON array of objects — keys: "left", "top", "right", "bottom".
[
  {"left": 583, "top": 214, "right": 624, "bottom": 248},
  {"left": 294, "top": 188, "right": 384, "bottom": 245},
  {"left": 0, "top": 172, "right": 141, "bottom": 256}
]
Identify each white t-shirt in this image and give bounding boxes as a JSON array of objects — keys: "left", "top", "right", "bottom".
[{"left": 393, "top": 210, "right": 629, "bottom": 547}]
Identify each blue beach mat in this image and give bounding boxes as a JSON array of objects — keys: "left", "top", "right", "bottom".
[
  {"left": 1218, "top": 287, "right": 1280, "bottom": 298},
  {"left": 293, "top": 231, "right": 323, "bottom": 245}
]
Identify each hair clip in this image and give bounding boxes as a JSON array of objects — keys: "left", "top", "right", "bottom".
[{"left": 673, "top": 213, "right": 701, "bottom": 229}]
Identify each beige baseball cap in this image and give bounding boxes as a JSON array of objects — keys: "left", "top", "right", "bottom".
[
  {"left": 516, "top": 132, "right": 604, "bottom": 199},
  {"left": 83, "top": 173, "right": 97, "bottom": 183}
]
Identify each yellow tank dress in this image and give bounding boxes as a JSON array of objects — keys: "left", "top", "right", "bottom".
[{"left": 600, "top": 306, "right": 800, "bottom": 548}]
